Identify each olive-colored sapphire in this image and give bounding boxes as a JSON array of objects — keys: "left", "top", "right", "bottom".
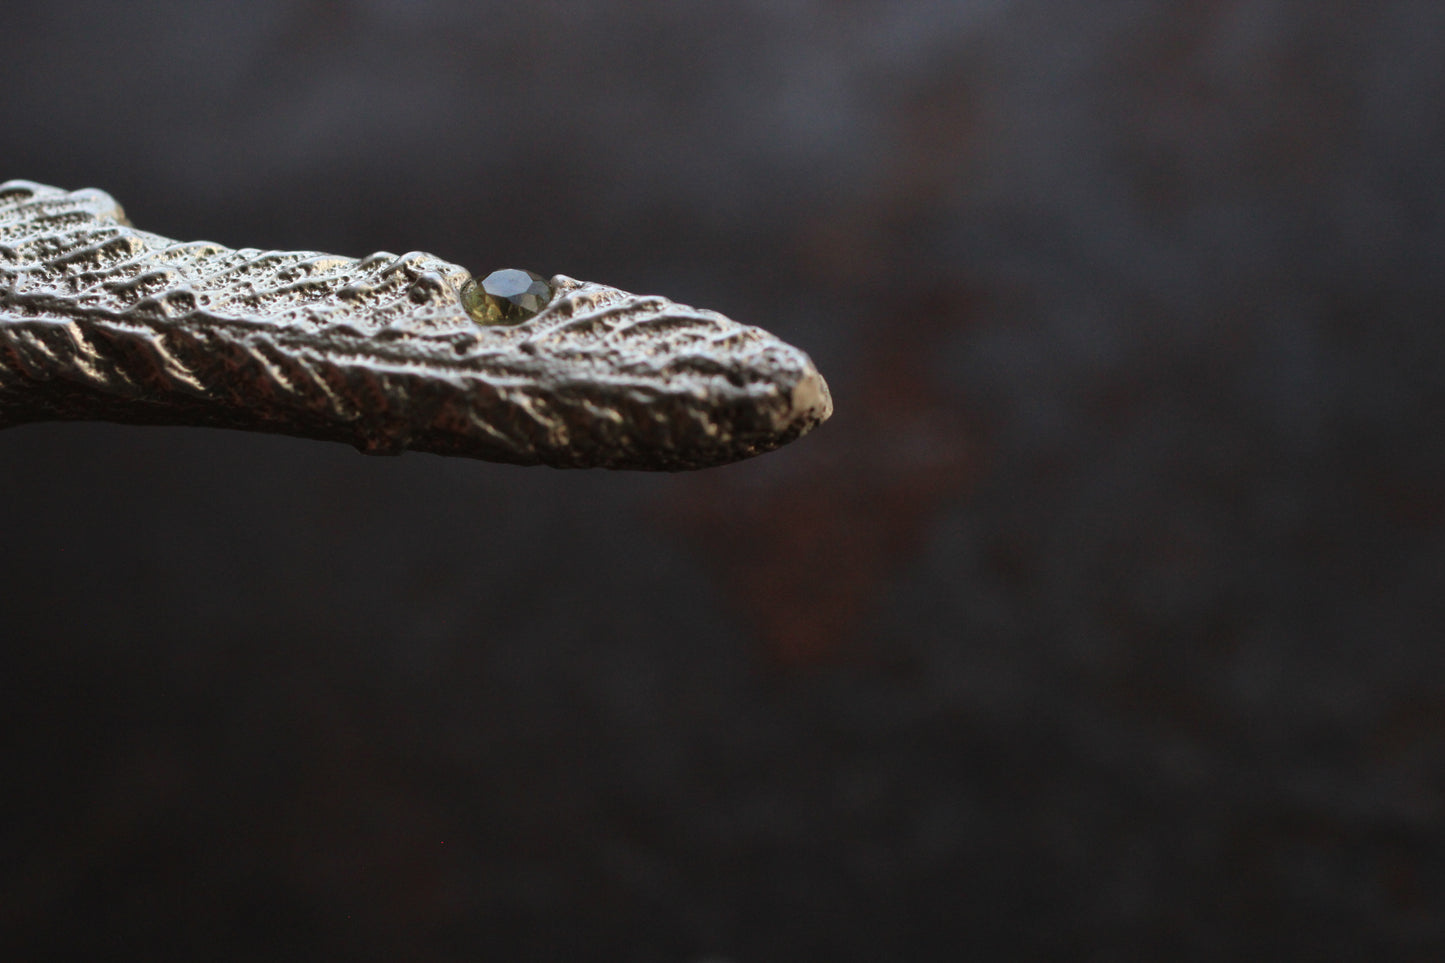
[{"left": 461, "top": 268, "right": 552, "bottom": 325}]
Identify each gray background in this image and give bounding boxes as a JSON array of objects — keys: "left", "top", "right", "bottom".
[{"left": 2, "top": 1, "right": 1443, "bottom": 959}]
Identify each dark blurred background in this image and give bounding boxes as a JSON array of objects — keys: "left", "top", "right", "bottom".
[{"left": 2, "top": 1, "right": 1443, "bottom": 959}]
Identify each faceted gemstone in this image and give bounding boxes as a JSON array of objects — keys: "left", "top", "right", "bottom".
[{"left": 461, "top": 268, "right": 552, "bottom": 325}]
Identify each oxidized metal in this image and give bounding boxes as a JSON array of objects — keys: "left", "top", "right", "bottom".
[{"left": 0, "top": 181, "right": 831, "bottom": 470}]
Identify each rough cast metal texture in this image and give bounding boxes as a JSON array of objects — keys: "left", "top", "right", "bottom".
[{"left": 0, "top": 181, "right": 831, "bottom": 470}]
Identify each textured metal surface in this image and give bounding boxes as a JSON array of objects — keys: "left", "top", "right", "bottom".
[{"left": 0, "top": 180, "right": 831, "bottom": 469}]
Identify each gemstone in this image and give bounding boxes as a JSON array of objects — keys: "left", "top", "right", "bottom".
[{"left": 461, "top": 268, "right": 552, "bottom": 325}]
